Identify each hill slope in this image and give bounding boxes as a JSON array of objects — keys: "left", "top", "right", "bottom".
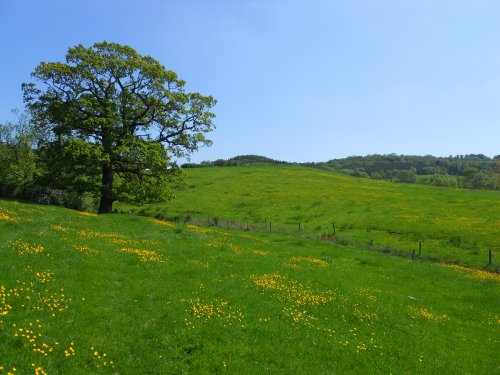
[
  {"left": 123, "top": 165, "right": 500, "bottom": 268},
  {"left": 1, "top": 199, "right": 499, "bottom": 374},
  {"left": 181, "top": 153, "right": 500, "bottom": 190}
]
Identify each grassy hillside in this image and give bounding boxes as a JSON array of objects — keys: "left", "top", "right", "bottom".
[
  {"left": 121, "top": 165, "right": 500, "bottom": 268},
  {"left": 1, "top": 199, "right": 499, "bottom": 374}
]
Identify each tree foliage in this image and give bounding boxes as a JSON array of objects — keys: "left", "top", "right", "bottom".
[
  {"left": 22, "top": 42, "right": 216, "bottom": 212},
  {"left": 304, "top": 154, "right": 498, "bottom": 189},
  {"left": 0, "top": 110, "right": 41, "bottom": 199}
]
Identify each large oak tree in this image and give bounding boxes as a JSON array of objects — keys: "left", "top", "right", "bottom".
[{"left": 23, "top": 42, "right": 216, "bottom": 213}]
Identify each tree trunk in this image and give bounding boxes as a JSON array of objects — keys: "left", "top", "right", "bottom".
[{"left": 98, "top": 164, "right": 114, "bottom": 214}]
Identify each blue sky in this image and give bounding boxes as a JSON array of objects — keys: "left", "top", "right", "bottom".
[{"left": 1, "top": 0, "right": 499, "bottom": 162}]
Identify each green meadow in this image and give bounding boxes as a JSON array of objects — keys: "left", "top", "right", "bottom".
[
  {"left": 1, "top": 198, "right": 499, "bottom": 374},
  {"left": 123, "top": 165, "right": 500, "bottom": 268}
]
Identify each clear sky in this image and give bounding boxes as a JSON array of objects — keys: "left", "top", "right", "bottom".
[{"left": 1, "top": 0, "right": 499, "bottom": 162}]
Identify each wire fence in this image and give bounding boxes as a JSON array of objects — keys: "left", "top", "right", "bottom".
[{"left": 138, "top": 212, "right": 498, "bottom": 272}]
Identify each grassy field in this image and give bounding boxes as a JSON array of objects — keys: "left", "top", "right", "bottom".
[
  {"left": 120, "top": 165, "right": 500, "bottom": 268},
  {"left": 1, "top": 198, "right": 499, "bottom": 374}
]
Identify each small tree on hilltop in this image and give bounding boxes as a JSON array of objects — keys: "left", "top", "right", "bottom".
[{"left": 22, "top": 42, "right": 216, "bottom": 213}]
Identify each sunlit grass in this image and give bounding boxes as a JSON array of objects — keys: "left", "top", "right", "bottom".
[
  {"left": 0, "top": 198, "right": 498, "bottom": 374},
  {"left": 122, "top": 165, "right": 499, "bottom": 268}
]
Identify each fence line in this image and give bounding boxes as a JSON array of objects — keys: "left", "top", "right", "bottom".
[{"left": 140, "top": 212, "right": 497, "bottom": 271}]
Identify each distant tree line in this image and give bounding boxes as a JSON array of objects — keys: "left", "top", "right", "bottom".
[
  {"left": 305, "top": 154, "right": 499, "bottom": 190},
  {"left": 183, "top": 153, "right": 500, "bottom": 190},
  {"left": 182, "top": 155, "right": 290, "bottom": 168}
]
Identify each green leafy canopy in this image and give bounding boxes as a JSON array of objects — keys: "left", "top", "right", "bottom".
[{"left": 22, "top": 41, "right": 216, "bottom": 212}]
